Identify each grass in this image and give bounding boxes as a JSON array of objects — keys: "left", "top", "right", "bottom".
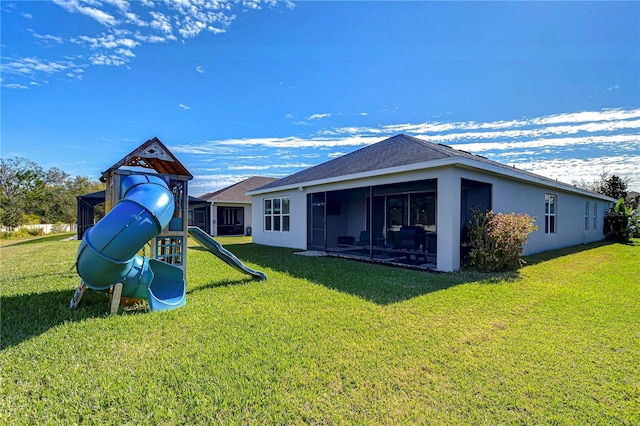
[{"left": 1, "top": 235, "right": 638, "bottom": 424}]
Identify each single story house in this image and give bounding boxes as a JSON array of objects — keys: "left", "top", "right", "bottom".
[
  {"left": 247, "top": 134, "right": 615, "bottom": 271},
  {"left": 198, "top": 176, "right": 277, "bottom": 236}
]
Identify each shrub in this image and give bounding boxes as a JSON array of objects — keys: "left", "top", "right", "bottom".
[
  {"left": 51, "top": 222, "right": 68, "bottom": 234},
  {"left": 26, "top": 227, "right": 44, "bottom": 236},
  {"left": 24, "top": 214, "right": 41, "bottom": 225},
  {"left": 463, "top": 209, "right": 538, "bottom": 272},
  {"left": 604, "top": 198, "right": 636, "bottom": 242},
  {"left": 6, "top": 227, "right": 32, "bottom": 239}
]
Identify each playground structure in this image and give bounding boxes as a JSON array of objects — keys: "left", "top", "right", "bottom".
[{"left": 71, "top": 137, "right": 266, "bottom": 314}]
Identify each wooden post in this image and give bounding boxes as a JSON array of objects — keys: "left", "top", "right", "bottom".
[
  {"left": 69, "top": 282, "right": 87, "bottom": 310},
  {"left": 110, "top": 283, "right": 123, "bottom": 316}
]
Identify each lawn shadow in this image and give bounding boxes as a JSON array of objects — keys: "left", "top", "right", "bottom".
[
  {"left": 1, "top": 288, "right": 112, "bottom": 350},
  {"left": 186, "top": 277, "right": 256, "bottom": 295},
  {"left": 218, "top": 243, "right": 521, "bottom": 305},
  {"left": 213, "top": 239, "right": 630, "bottom": 305}
]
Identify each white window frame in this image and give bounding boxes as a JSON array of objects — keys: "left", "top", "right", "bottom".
[
  {"left": 584, "top": 201, "right": 589, "bottom": 231},
  {"left": 264, "top": 197, "right": 290, "bottom": 232},
  {"left": 593, "top": 202, "right": 598, "bottom": 230},
  {"left": 545, "top": 194, "right": 557, "bottom": 234}
]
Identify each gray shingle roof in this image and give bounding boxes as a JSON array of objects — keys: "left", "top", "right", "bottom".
[
  {"left": 199, "top": 176, "right": 278, "bottom": 202},
  {"left": 255, "top": 134, "right": 468, "bottom": 191},
  {"left": 252, "top": 134, "right": 614, "bottom": 201}
]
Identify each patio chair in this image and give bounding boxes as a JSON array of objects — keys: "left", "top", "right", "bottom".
[
  {"left": 355, "top": 230, "right": 370, "bottom": 247},
  {"left": 398, "top": 227, "right": 418, "bottom": 250}
]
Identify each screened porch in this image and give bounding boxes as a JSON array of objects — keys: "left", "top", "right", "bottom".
[{"left": 306, "top": 179, "right": 438, "bottom": 268}]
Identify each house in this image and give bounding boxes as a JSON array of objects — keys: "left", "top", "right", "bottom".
[
  {"left": 247, "top": 134, "right": 615, "bottom": 272},
  {"left": 198, "top": 176, "right": 278, "bottom": 236}
]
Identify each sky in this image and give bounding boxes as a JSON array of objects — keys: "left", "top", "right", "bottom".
[{"left": 1, "top": 0, "right": 639, "bottom": 195}]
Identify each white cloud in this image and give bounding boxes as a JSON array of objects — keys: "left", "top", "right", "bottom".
[
  {"left": 516, "top": 156, "right": 640, "bottom": 188},
  {"left": 149, "top": 11, "right": 173, "bottom": 34},
  {"left": 134, "top": 33, "right": 167, "bottom": 43},
  {"left": 52, "top": 0, "right": 118, "bottom": 26},
  {"left": 181, "top": 107, "right": 640, "bottom": 192},
  {"left": 4, "top": 0, "right": 293, "bottom": 87},
  {"left": 89, "top": 53, "right": 126, "bottom": 66},
  {"left": 307, "top": 113, "right": 331, "bottom": 120},
  {"left": 179, "top": 103, "right": 191, "bottom": 110},
  {"left": 217, "top": 136, "right": 377, "bottom": 149},
  {"left": 1, "top": 57, "right": 80, "bottom": 76},
  {"left": 3, "top": 83, "right": 29, "bottom": 89},
  {"left": 228, "top": 165, "right": 271, "bottom": 170},
  {"left": 328, "top": 151, "right": 347, "bottom": 158},
  {"left": 31, "top": 33, "right": 64, "bottom": 44}
]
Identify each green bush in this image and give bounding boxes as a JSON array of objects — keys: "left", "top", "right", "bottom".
[
  {"left": 463, "top": 209, "right": 538, "bottom": 272},
  {"left": 604, "top": 198, "right": 636, "bottom": 242},
  {"left": 24, "top": 214, "right": 41, "bottom": 225},
  {"left": 26, "top": 227, "right": 44, "bottom": 236},
  {"left": 51, "top": 222, "right": 68, "bottom": 234}
]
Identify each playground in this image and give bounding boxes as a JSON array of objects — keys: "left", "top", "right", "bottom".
[{"left": 71, "top": 138, "right": 266, "bottom": 314}]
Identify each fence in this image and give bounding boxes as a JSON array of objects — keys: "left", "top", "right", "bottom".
[{"left": 1, "top": 223, "right": 77, "bottom": 235}]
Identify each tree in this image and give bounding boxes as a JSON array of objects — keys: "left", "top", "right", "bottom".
[
  {"left": 0, "top": 157, "right": 103, "bottom": 228},
  {"left": 598, "top": 174, "right": 628, "bottom": 200},
  {"left": 0, "top": 158, "right": 45, "bottom": 229},
  {"left": 573, "top": 170, "right": 630, "bottom": 199}
]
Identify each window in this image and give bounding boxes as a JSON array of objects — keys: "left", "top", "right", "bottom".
[
  {"left": 545, "top": 194, "right": 556, "bottom": 234},
  {"left": 593, "top": 202, "right": 598, "bottom": 230},
  {"left": 264, "top": 197, "right": 290, "bottom": 232},
  {"left": 224, "top": 208, "right": 240, "bottom": 225},
  {"left": 584, "top": 201, "right": 590, "bottom": 231}
]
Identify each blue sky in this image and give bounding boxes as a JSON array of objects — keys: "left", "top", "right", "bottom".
[{"left": 2, "top": 0, "right": 639, "bottom": 194}]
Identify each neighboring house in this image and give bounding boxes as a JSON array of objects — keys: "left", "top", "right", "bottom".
[
  {"left": 247, "top": 134, "right": 615, "bottom": 272},
  {"left": 199, "top": 176, "right": 278, "bottom": 236}
]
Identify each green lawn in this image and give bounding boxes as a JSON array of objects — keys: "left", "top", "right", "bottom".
[{"left": 1, "top": 236, "right": 638, "bottom": 424}]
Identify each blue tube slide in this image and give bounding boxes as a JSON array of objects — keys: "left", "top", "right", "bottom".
[{"left": 75, "top": 175, "right": 186, "bottom": 312}]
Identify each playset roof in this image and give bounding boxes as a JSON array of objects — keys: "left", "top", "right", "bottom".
[{"left": 101, "top": 137, "right": 193, "bottom": 182}]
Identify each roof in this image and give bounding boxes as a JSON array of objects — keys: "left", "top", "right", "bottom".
[
  {"left": 199, "top": 176, "right": 278, "bottom": 203},
  {"left": 250, "top": 134, "right": 615, "bottom": 201},
  {"left": 101, "top": 137, "right": 192, "bottom": 182},
  {"left": 255, "top": 134, "right": 449, "bottom": 191}
]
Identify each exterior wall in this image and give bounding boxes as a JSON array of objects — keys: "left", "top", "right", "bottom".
[
  {"left": 436, "top": 168, "right": 461, "bottom": 272},
  {"left": 251, "top": 189, "right": 307, "bottom": 249},
  {"left": 452, "top": 167, "right": 611, "bottom": 256}
]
